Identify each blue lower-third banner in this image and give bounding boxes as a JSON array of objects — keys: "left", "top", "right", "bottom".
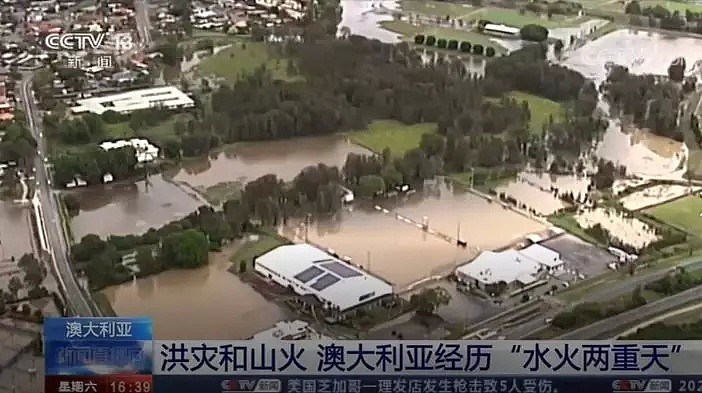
[{"left": 153, "top": 375, "right": 702, "bottom": 393}]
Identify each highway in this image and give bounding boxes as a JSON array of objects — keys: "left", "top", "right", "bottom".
[
  {"left": 495, "top": 257, "right": 702, "bottom": 339},
  {"left": 557, "top": 285, "right": 702, "bottom": 339},
  {"left": 134, "top": 0, "right": 152, "bottom": 47},
  {"left": 19, "top": 76, "right": 97, "bottom": 317}
]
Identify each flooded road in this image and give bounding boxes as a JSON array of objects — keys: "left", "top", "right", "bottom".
[
  {"left": 283, "top": 182, "right": 546, "bottom": 289},
  {"left": 70, "top": 176, "right": 202, "bottom": 240},
  {"left": 173, "top": 136, "right": 370, "bottom": 188},
  {"left": 103, "top": 245, "right": 289, "bottom": 339},
  {"left": 0, "top": 201, "right": 32, "bottom": 261}
]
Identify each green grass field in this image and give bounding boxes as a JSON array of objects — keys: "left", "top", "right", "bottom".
[
  {"left": 229, "top": 233, "right": 289, "bottom": 273},
  {"left": 199, "top": 41, "right": 300, "bottom": 83},
  {"left": 347, "top": 120, "right": 438, "bottom": 156},
  {"left": 507, "top": 91, "right": 565, "bottom": 134},
  {"left": 402, "top": 1, "right": 476, "bottom": 17},
  {"left": 136, "top": 114, "right": 193, "bottom": 146},
  {"left": 104, "top": 122, "right": 134, "bottom": 139},
  {"left": 645, "top": 195, "right": 702, "bottom": 235},
  {"left": 467, "top": 7, "right": 588, "bottom": 28},
  {"left": 601, "top": 0, "right": 702, "bottom": 12}
]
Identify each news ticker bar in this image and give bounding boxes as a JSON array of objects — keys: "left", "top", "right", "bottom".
[
  {"left": 45, "top": 375, "right": 152, "bottom": 393},
  {"left": 45, "top": 375, "right": 702, "bottom": 393}
]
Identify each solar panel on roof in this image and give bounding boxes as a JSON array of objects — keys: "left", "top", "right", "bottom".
[
  {"left": 310, "top": 273, "right": 341, "bottom": 291},
  {"left": 322, "top": 261, "right": 362, "bottom": 278},
  {"left": 293, "top": 266, "right": 324, "bottom": 283}
]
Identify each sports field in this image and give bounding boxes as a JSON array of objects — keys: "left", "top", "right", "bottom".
[
  {"left": 346, "top": 120, "right": 438, "bottom": 156},
  {"left": 645, "top": 195, "right": 702, "bottom": 235}
]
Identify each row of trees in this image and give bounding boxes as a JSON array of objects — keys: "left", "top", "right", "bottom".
[
  {"left": 0, "top": 121, "right": 36, "bottom": 170},
  {"left": 51, "top": 145, "right": 139, "bottom": 187},
  {"left": 551, "top": 286, "right": 648, "bottom": 329},
  {"left": 413, "top": 35, "right": 497, "bottom": 57},
  {"left": 625, "top": 1, "right": 702, "bottom": 33}
]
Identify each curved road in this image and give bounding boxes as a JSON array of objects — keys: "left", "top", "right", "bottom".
[
  {"left": 20, "top": 76, "right": 97, "bottom": 317},
  {"left": 556, "top": 285, "right": 702, "bottom": 339}
]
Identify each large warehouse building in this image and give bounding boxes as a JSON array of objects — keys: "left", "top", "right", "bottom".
[
  {"left": 455, "top": 244, "right": 564, "bottom": 293},
  {"left": 254, "top": 244, "right": 394, "bottom": 317},
  {"left": 70, "top": 86, "right": 195, "bottom": 115}
]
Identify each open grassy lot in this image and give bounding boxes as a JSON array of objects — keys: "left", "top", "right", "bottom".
[
  {"left": 507, "top": 91, "right": 565, "bottom": 134},
  {"left": 135, "top": 113, "right": 193, "bottom": 146},
  {"left": 229, "top": 233, "right": 289, "bottom": 273},
  {"left": 401, "top": 1, "right": 476, "bottom": 17},
  {"left": 379, "top": 20, "right": 425, "bottom": 37},
  {"left": 601, "top": 0, "right": 702, "bottom": 12},
  {"left": 645, "top": 195, "right": 702, "bottom": 235},
  {"left": 467, "top": 7, "right": 588, "bottom": 28},
  {"left": 346, "top": 120, "right": 438, "bottom": 156},
  {"left": 199, "top": 41, "right": 300, "bottom": 83},
  {"left": 104, "top": 122, "right": 134, "bottom": 139}
]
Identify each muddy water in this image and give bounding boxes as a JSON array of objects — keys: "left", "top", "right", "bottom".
[
  {"left": 561, "top": 29, "right": 702, "bottom": 178},
  {"left": 497, "top": 172, "right": 592, "bottom": 215},
  {"left": 70, "top": 175, "right": 202, "bottom": 240},
  {"left": 174, "top": 136, "right": 371, "bottom": 188},
  {"left": 0, "top": 201, "right": 32, "bottom": 261},
  {"left": 339, "top": 0, "right": 401, "bottom": 43},
  {"left": 576, "top": 207, "right": 658, "bottom": 249},
  {"left": 103, "top": 245, "right": 288, "bottom": 339},
  {"left": 283, "top": 182, "right": 546, "bottom": 289}
]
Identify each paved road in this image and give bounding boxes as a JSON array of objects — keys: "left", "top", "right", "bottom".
[
  {"left": 557, "top": 285, "right": 702, "bottom": 339},
  {"left": 499, "top": 257, "right": 702, "bottom": 338},
  {"left": 20, "top": 76, "right": 96, "bottom": 317},
  {"left": 134, "top": 0, "right": 152, "bottom": 47}
]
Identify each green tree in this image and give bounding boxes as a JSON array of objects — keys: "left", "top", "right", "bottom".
[
  {"left": 8, "top": 276, "right": 23, "bottom": 298},
  {"left": 625, "top": 0, "right": 642, "bottom": 14},
  {"left": 18, "top": 254, "right": 44, "bottom": 288},
  {"left": 410, "top": 287, "right": 451, "bottom": 316},
  {"left": 358, "top": 175, "right": 385, "bottom": 197},
  {"left": 520, "top": 24, "right": 549, "bottom": 42},
  {"left": 160, "top": 229, "right": 210, "bottom": 269}
]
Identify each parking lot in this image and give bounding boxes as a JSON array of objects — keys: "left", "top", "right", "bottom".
[{"left": 542, "top": 234, "right": 617, "bottom": 278}]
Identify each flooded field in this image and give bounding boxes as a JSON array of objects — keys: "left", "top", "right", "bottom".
[
  {"left": 282, "top": 182, "right": 546, "bottom": 289},
  {"left": 174, "top": 136, "right": 370, "bottom": 188},
  {"left": 562, "top": 29, "right": 702, "bottom": 179},
  {"left": 562, "top": 29, "right": 702, "bottom": 83},
  {"left": 70, "top": 176, "right": 202, "bottom": 239},
  {"left": 0, "top": 201, "right": 32, "bottom": 261},
  {"left": 575, "top": 207, "right": 659, "bottom": 249},
  {"left": 496, "top": 172, "right": 591, "bottom": 215},
  {"left": 103, "top": 245, "right": 288, "bottom": 339},
  {"left": 339, "top": 0, "right": 401, "bottom": 43},
  {"left": 619, "top": 185, "right": 699, "bottom": 211}
]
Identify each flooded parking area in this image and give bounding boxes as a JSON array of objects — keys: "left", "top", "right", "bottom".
[
  {"left": 70, "top": 175, "right": 202, "bottom": 239},
  {"left": 541, "top": 234, "right": 618, "bottom": 278},
  {"left": 102, "top": 245, "right": 289, "bottom": 339},
  {"left": 619, "top": 184, "right": 699, "bottom": 211},
  {"left": 0, "top": 201, "right": 32, "bottom": 261},
  {"left": 495, "top": 172, "right": 590, "bottom": 215},
  {"left": 575, "top": 207, "right": 659, "bottom": 249},
  {"left": 174, "top": 136, "right": 370, "bottom": 188}
]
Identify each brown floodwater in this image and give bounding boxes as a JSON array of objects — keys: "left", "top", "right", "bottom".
[
  {"left": 0, "top": 201, "right": 32, "bottom": 261},
  {"left": 282, "top": 181, "right": 546, "bottom": 289},
  {"left": 173, "top": 136, "right": 371, "bottom": 188},
  {"left": 70, "top": 175, "right": 202, "bottom": 240},
  {"left": 102, "top": 245, "right": 289, "bottom": 339}
]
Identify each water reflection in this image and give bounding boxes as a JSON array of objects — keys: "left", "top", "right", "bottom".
[
  {"left": 70, "top": 175, "right": 202, "bottom": 239},
  {"left": 0, "top": 201, "right": 31, "bottom": 260},
  {"left": 575, "top": 207, "right": 658, "bottom": 249},
  {"left": 103, "top": 246, "right": 289, "bottom": 339},
  {"left": 174, "top": 136, "right": 370, "bottom": 187}
]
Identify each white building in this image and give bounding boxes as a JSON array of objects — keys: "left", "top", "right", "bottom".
[
  {"left": 99, "top": 138, "right": 159, "bottom": 163},
  {"left": 254, "top": 243, "right": 393, "bottom": 313},
  {"left": 70, "top": 86, "right": 195, "bottom": 115},
  {"left": 483, "top": 23, "right": 520, "bottom": 37},
  {"left": 455, "top": 244, "right": 563, "bottom": 291},
  {"left": 249, "top": 320, "right": 329, "bottom": 340}
]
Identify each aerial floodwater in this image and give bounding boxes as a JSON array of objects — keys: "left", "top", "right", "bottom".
[
  {"left": 562, "top": 29, "right": 702, "bottom": 179},
  {"left": 174, "top": 136, "right": 370, "bottom": 187},
  {"left": 70, "top": 175, "right": 201, "bottom": 239},
  {"left": 0, "top": 200, "right": 32, "bottom": 260},
  {"left": 338, "top": 0, "right": 402, "bottom": 43},
  {"left": 102, "top": 246, "right": 289, "bottom": 339}
]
